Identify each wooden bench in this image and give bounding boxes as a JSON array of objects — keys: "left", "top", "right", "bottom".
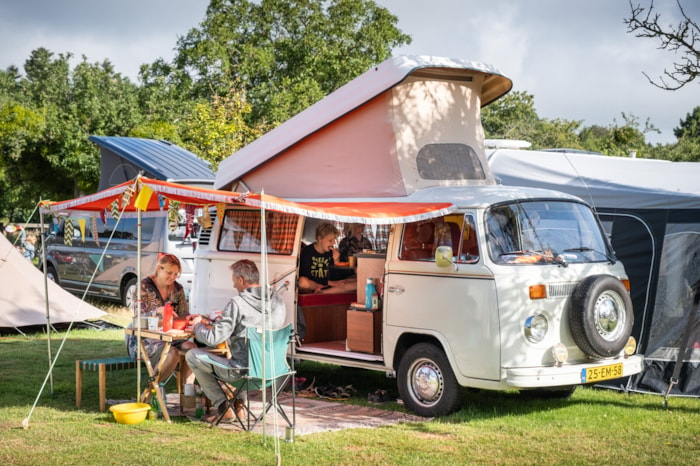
[
  {"left": 75, "top": 357, "right": 138, "bottom": 412},
  {"left": 299, "top": 292, "right": 356, "bottom": 343}
]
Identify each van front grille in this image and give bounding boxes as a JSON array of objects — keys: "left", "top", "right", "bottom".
[{"left": 547, "top": 283, "right": 577, "bottom": 298}]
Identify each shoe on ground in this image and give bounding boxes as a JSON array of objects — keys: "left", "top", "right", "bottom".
[{"left": 201, "top": 403, "right": 234, "bottom": 424}]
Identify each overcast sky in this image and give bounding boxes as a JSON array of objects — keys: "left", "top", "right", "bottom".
[{"left": 1, "top": 0, "right": 698, "bottom": 144}]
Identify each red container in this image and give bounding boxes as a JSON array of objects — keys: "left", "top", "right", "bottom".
[
  {"left": 172, "top": 317, "right": 188, "bottom": 331},
  {"left": 162, "top": 303, "right": 173, "bottom": 332}
]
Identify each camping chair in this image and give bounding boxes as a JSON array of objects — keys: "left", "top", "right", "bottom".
[{"left": 213, "top": 324, "right": 296, "bottom": 431}]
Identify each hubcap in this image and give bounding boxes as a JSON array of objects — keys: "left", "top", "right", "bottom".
[
  {"left": 411, "top": 360, "right": 443, "bottom": 405},
  {"left": 594, "top": 291, "right": 625, "bottom": 341}
]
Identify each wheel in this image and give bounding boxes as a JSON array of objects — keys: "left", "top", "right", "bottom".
[
  {"left": 569, "top": 275, "right": 633, "bottom": 358},
  {"left": 122, "top": 277, "right": 137, "bottom": 310},
  {"left": 520, "top": 385, "right": 577, "bottom": 399},
  {"left": 397, "top": 342, "right": 460, "bottom": 417},
  {"left": 46, "top": 265, "right": 59, "bottom": 283}
]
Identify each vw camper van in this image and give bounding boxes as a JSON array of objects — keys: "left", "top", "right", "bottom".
[{"left": 189, "top": 56, "right": 644, "bottom": 417}]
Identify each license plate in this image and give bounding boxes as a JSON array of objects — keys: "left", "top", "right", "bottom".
[{"left": 581, "top": 363, "right": 623, "bottom": 383}]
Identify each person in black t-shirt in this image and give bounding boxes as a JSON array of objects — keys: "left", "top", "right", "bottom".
[{"left": 299, "top": 222, "right": 357, "bottom": 294}]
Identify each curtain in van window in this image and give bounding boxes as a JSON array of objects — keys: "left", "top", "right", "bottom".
[
  {"left": 219, "top": 210, "right": 297, "bottom": 254},
  {"left": 220, "top": 210, "right": 261, "bottom": 251},
  {"left": 268, "top": 213, "right": 297, "bottom": 254}
]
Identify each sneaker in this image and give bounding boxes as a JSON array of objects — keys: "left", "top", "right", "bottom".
[{"left": 201, "top": 402, "right": 234, "bottom": 424}]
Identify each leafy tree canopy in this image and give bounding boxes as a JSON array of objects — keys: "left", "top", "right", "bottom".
[{"left": 164, "top": 0, "right": 411, "bottom": 125}]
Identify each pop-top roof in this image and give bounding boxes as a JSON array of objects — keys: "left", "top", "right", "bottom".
[{"left": 215, "top": 55, "right": 512, "bottom": 195}]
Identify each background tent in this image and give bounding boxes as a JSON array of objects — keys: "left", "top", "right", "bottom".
[
  {"left": 487, "top": 148, "right": 700, "bottom": 396},
  {"left": 90, "top": 136, "right": 215, "bottom": 190},
  {"left": 0, "top": 234, "right": 105, "bottom": 329}
]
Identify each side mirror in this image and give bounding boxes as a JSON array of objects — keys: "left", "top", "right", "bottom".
[{"left": 435, "top": 246, "right": 458, "bottom": 271}]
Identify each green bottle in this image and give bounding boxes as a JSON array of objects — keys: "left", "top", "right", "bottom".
[{"left": 150, "top": 388, "right": 160, "bottom": 419}]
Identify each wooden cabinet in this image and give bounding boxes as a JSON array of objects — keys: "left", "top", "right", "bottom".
[
  {"left": 356, "top": 253, "right": 386, "bottom": 304},
  {"left": 346, "top": 310, "right": 382, "bottom": 353}
]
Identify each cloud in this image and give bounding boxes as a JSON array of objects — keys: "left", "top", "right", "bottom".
[{"left": 1, "top": 0, "right": 697, "bottom": 144}]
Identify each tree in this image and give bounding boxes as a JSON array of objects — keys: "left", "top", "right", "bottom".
[
  {"left": 625, "top": 0, "right": 700, "bottom": 90},
  {"left": 179, "top": 85, "right": 267, "bottom": 169},
  {"left": 165, "top": 0, "right": 411, "bottom": 126},
  {"left": 482, "top": 91, "right": 583, "bottom": 149},
  {"left": 0, "top": 49, "right": 145, "bottom": 221},
  {"left": 674, "top": 105, "right": 700, "bottom": 139},
  {"left": 579, "top": 113, "right": 653, "bottom": 157}
]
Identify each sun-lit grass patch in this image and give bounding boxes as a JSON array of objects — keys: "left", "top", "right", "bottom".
[{"left": 1, "top": 308, "right": 698, "bottom": 465}]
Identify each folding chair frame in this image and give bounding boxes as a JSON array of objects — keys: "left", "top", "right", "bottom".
[{"left": 213, "top": 324, "right": 296, "bottom": 432}]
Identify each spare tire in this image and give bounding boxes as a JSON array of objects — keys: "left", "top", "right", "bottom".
[{"left": 569, "top": 275, "right": 633, "bottom": 358}]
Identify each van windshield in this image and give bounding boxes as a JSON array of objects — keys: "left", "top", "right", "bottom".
[{"left": 485, "top": 201, "right": 611, "bottom": 265}]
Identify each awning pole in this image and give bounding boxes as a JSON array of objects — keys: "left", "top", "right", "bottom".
[
  {"left": 136, "top": 192, "right": 143, "bottom": 400},
  {"left": 39, "top": 200, "right": 54, "bottom": 395}
]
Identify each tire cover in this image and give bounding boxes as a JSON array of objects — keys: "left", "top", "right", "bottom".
[{"left": 569, "top": 275, "right": 633, "bottom": 358}]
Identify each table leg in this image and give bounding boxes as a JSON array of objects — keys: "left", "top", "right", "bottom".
[{"left": 138, "top": 339, "right": 173, "bottom": 423}]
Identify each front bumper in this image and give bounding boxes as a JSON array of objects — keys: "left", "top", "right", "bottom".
[{"left": 505, "top": 354, "right": 644, "bottom": 388}]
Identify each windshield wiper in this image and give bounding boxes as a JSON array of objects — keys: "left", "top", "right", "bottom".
[{"left": 563, "top": 247, "right": 616, "bottom": 265}]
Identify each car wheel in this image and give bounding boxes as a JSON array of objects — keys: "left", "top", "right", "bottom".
[
  {"left": 397, "top": 342, "right": 460, "bottom": 417},
  {"left": 569, "top": 275, "right": 633, "bottom": 358},
  {"left": 122, "top": 277, "right": 137, "bottom": 310},
  {"left": 45, "top": 265, "right": 59, "bottom": 284}
]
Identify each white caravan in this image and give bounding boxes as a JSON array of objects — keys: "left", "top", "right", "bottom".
[{"left": 191, "top": 56, "right": 643, "bottom": 417}]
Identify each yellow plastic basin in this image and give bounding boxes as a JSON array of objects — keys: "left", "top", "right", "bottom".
[{"left": 109, "top": 402, "right": 151, "bottom": 425}]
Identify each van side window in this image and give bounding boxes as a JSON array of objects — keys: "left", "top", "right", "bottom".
[
  {"left": 457, "top": 215, "right": 479, "bottom": 263},
  {"left": 400, "top": 220, "right": 436, "bottom": 261},
  {"left": 56, "top": 217, "right": 155, "bottom": 242},
  {"left": 400, "top": 215, "right": 479, "bottom": 263},
  {"left": 218, "top": 209, "right": 297, "bottom": 254}
]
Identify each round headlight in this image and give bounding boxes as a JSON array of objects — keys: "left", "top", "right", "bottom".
[{"left": 524, "top": 314, "right": 548, "bottom": 343}]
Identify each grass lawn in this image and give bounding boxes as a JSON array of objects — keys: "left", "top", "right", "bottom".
[{"left": 0, "top": 321, "right": 698, "bottom": 465}]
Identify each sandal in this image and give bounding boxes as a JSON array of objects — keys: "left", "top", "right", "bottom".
[
  {"left": 315, "top": 385, "right": 340, "bottom": 399},
  {"left": 368, "top": 389, "right": 394, "bottom": 404},
  {"left": 297, "top": 377, "right": 317, "bottom": 398}
]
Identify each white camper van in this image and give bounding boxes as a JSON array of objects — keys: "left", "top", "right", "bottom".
[{"left": 190, "top": 56, "right": 644, "bottom": 417}]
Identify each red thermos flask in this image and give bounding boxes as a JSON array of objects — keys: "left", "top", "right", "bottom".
[{"left": 162, "top": 302, "right": 173, "bottom": 332}]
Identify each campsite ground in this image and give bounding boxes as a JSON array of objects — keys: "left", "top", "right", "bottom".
[{"left": 1, "top": 305, "right": 698, "bottom": 465}]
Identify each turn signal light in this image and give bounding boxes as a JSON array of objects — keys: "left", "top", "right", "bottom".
[
  {"left": 529, "top": 284, "right": 547, "bottom": 300},
  {"left": 624, "top": 336, "right": 637, "bottom": 357},
  {"left": 552, "top": 343, "right": 568, "bottom": 366},
  {"left": 621, "top": 279, "right": 631, "bottom": 292}
]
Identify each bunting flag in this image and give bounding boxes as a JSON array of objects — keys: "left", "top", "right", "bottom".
[
  {"left": 216, "top": 203, "right": 226, "bottom": 223},
  {"left": 121, "top": 184, "right": 135, "bottom": 207},
  {"left": 198, "top": 206, "right": 212, "bottom": 229},
  {"left": 91, "top": 216, "right": 100, "bottom": 246},
  {"left": 184, "top": 205, "right": 195, "bottom": 239},
  {"left": 134, "top": 184, "right": 153, "bottom": 211},
  {"left": 168, "top": 201, "right": 180, "bottom": 232},
  {"left": 63, "top": 218, "right": 74, "bottom": 246},
  {"left": 158, "top": 194, "right": 165, "bottom": 210},
  {"left": 110, "top": 198, "right": 120, "bottom": 220},
  {"left": 77, "top": 218, "right": 86, "bottom": 243},
  {"left": 100, "top": 209, "right": 106, "bottom": 225}
]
